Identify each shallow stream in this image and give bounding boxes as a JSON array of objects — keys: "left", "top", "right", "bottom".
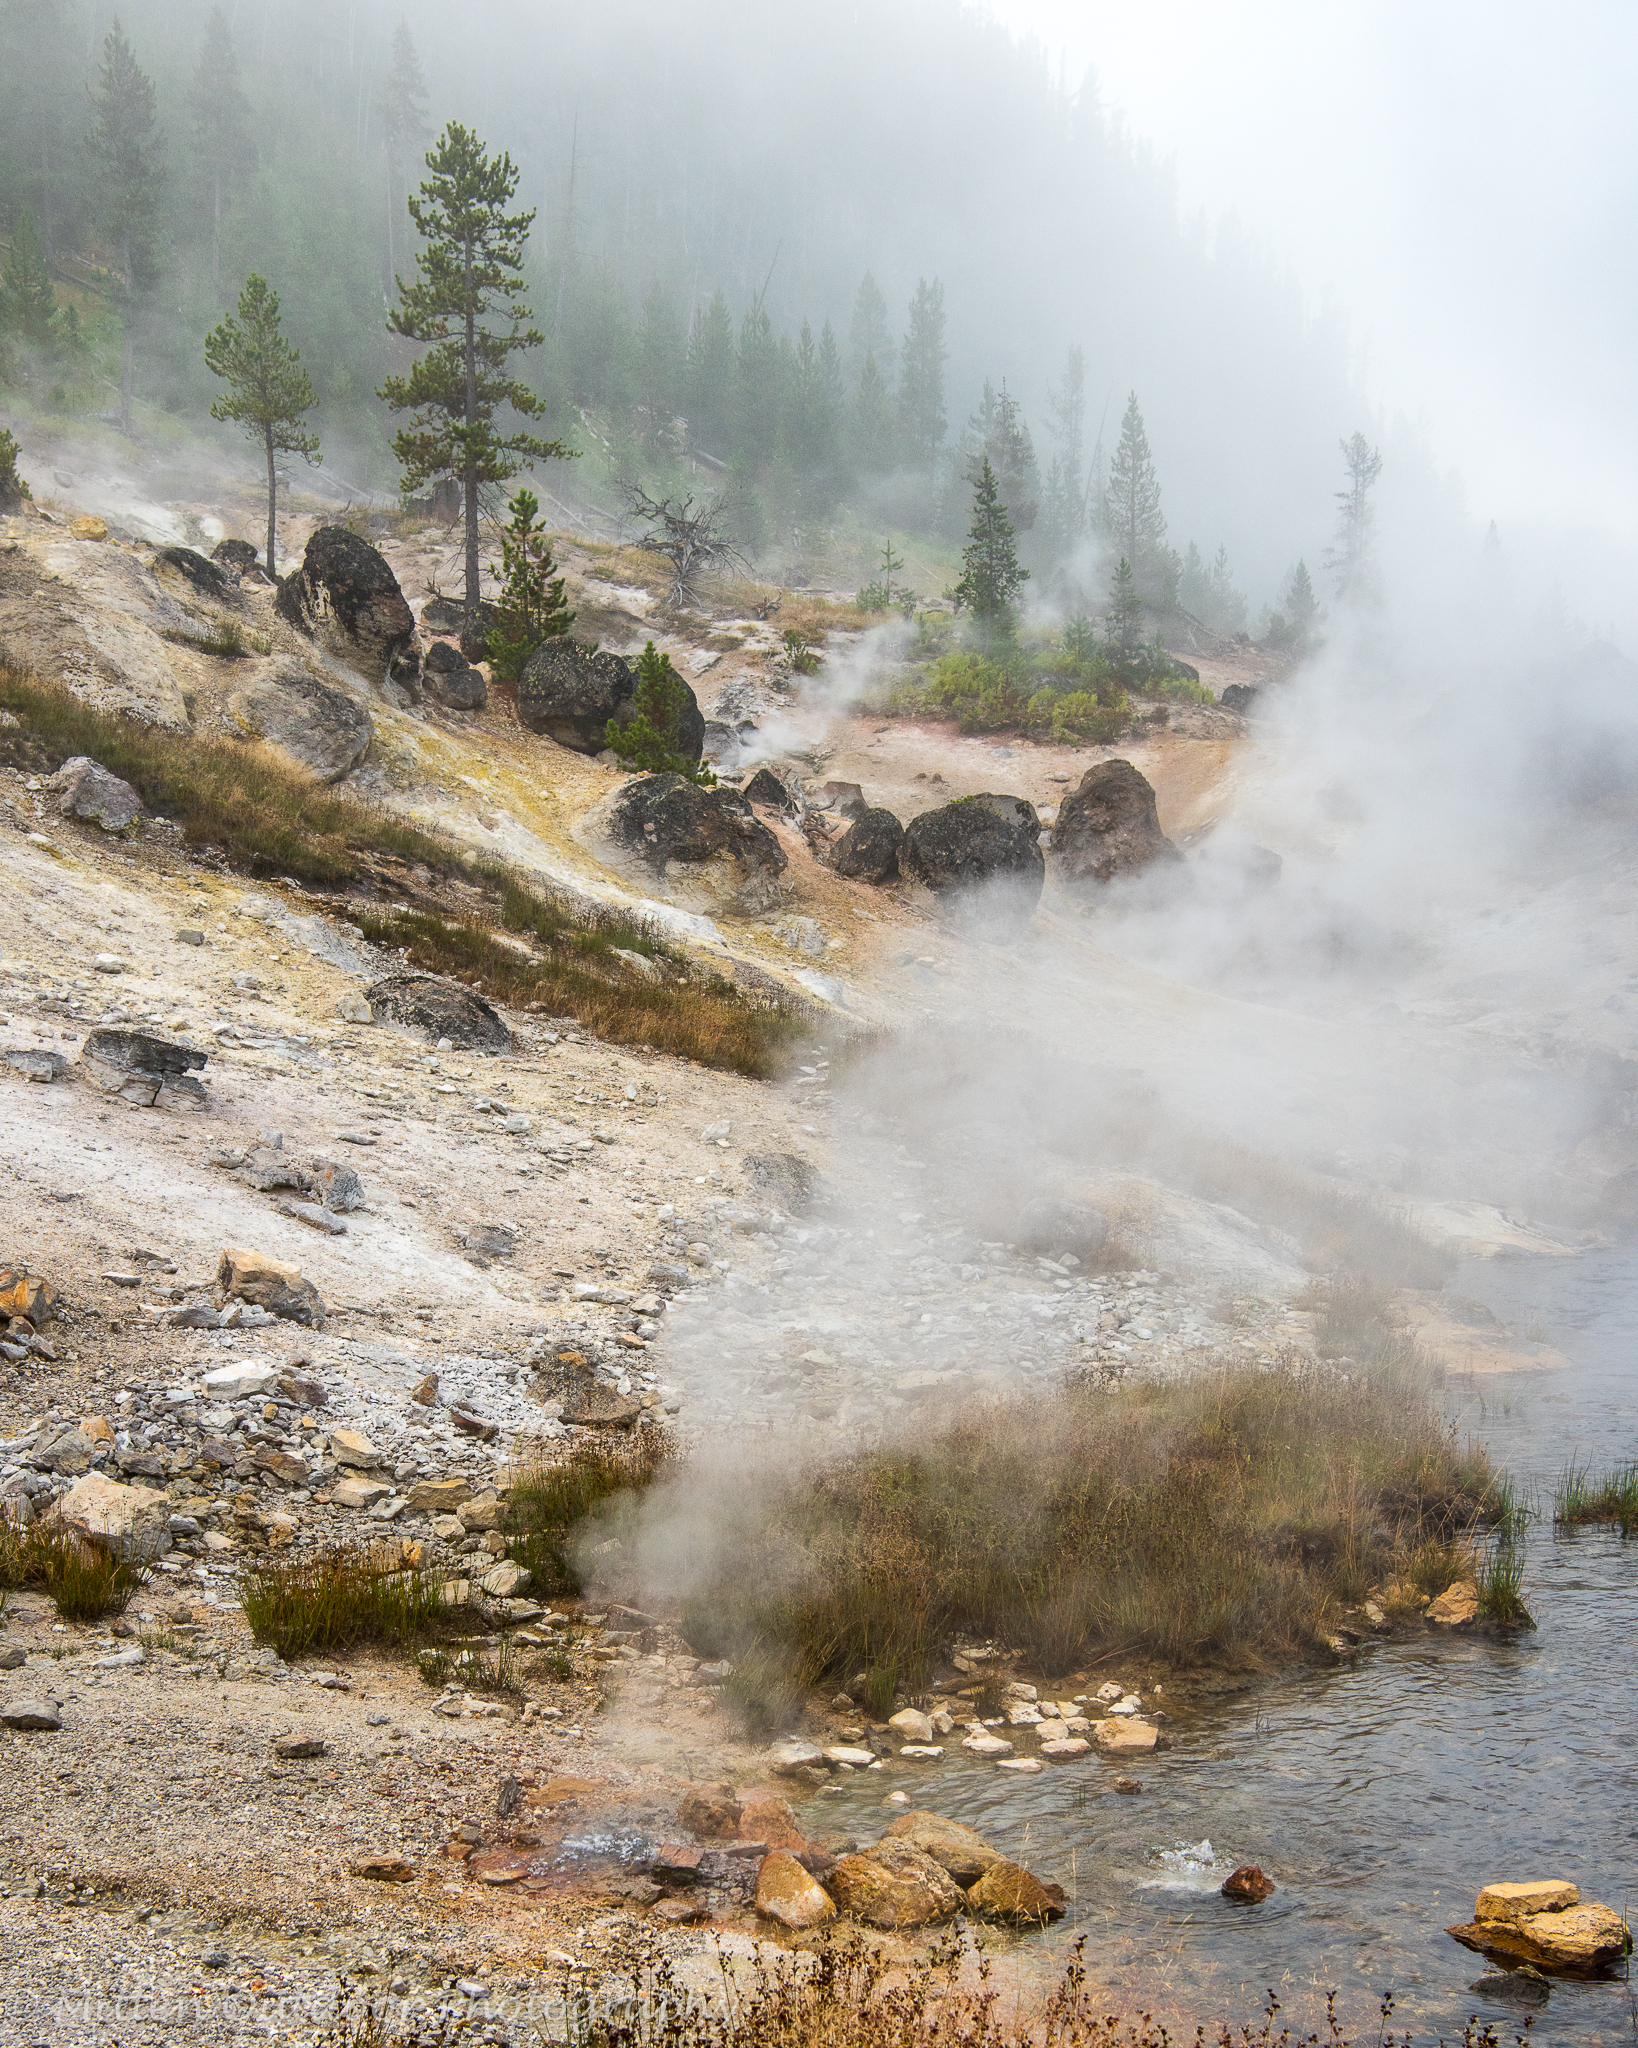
[{"left": 797, "top": 1252, "right": 1638, "bottom": 2046}]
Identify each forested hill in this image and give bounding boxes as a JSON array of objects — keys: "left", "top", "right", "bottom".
[{"left": 0, "top": 0, "right": 1368, "bottom": 603}]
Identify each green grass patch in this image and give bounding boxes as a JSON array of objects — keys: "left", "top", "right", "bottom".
[
  {"left": 0, "top": 1516, "right": 146, "bottom": 1622},
  {"left": 239, "top": 1544, "right": 450, "bottom": 1661},
  {"left": 1553, "top": 1459, "right": 1638, "bottom": 1535},
  {"left": 504, "top": 1433, "right": 679, "bottom": 1598}
]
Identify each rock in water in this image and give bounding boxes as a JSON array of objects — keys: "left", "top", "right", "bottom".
[
  {"left": 879, "top": 1811, "right": 1005, "bottom": 1884},
  {"left": 756, "top": 1851, "right": 837, "bottom": 1929},
  {"left": 1015, "top": 1196, "right": 1107, "bottom": 1259},
  {"left": 1222, "top": 1864, "right": 1276, "bottom": 1903},
  {"left": 900, "top": 794, "right": 1044, "bottom": 927},
  {"left": 828, "top": 1844, "right": 965, "bottom": 1928},
  {"left": 1448, "top": 1891, "right": 1631, "bottom": 1974},
  {"left": 229, "top": 663, "right": 374, "bottom": 782},
  {"left": 363, "top": 973, "right": 511, "bottom": 1052},
  {"left": 45, "top": 757, "right": 145, "bottom": 831},
  {"left": 1053, "top": 759, "right": 1182, "bottom": 886},
  {"left": 830, "top": 806, "right": 904, "bottom": 883},
  {"left": 275, "top": 525, "right": 419, "bottom": 683},
  {"left": 518, "top": 640, "right": 640, "bottom": 752},
  {"left": 965, "top": 1859, "right": 1068, "bottom": 1925},
  {"left": 423, "top": 638, "right": 488, "bottom": 710},
  {"left": 216, "top": 1247, "right": 327, "bottom": 1327}
]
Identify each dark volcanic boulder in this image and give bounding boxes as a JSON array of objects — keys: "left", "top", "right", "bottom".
[
  {"left": 518, "top": 638, "right": 705, "bottom": 760},
  {"left": 420, "top": 595, "right": 464, "bottom": 632},
  {"left": 275, "top": 525, "right": 418, "bottom": 683},
  {"left": 830, "top": 806, "right": 903, "bottom": 883},
  {"left": 612, "top": 774, "right": 787, "bottom": 877},
  {"left": 154, "top": 545, "right": 231, "bottom": 599},
  {"left": 1053, "top": 759, "right": 1182, "bottom": 886},
  {"left": 212, "top": 537, "right": 264, "bottom": 580},
  {"left": 364, "top": 974, "right": 511, "bottom": 1052},
  {"left": 741, "top": 767, "right": 792, "bottom": 808},
  {"left": 1220, "top": 683, "right": 1259, "bottom": 714},
  {"left": 900, "top": 793, "right": 1043, "bottom": 924},
  {"left": 423, "top": 638, "right": 487, "bottom": 710},
  {"left": 458, "top": 598, "right": 498, "bottom": 664},
  {"left": 229, "top": 663, "right": 373, "bottom": 782}
]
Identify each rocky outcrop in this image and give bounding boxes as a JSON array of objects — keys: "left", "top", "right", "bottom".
[
  {"left": 756, "top": 1852, "right": 838, "bottom": 1928},
  {"left": 741, "top": 767, "right": 792, "bottom": 808},
  {"left": 879, "top": 1810, "right": 1004, "bottom": 1884},
  {"left": 830, "top": 807, "right": 904, "bottom": 883},
  {"left": 900, "top": 793, "right": 1044, "bottom": 925},
  {"left": 229, "top": 663, "right": 374, "bottom": 782},
  {"left": 828, "top": 1844, "right": 964, "bottom": 1928},
  {"left": 79, "top": 1026, "right": 208, "bottom": 1108},
  {"left": 45, "top": 757, "right": 144, "bottom": 831},
  {"left": 423, "top": 639, "right": 487, "bottom": 710},
  {"left": 153, "top": 546, "right": 231, "bottom": 600},
  {"left": 275, "top": 526, "right": 419, "bottom": 684},
  {"left": 1053, "top": 759, "right": 1181, "bottom": 886},
  {"left": 216, "top": 1247, "right": 327, "bottom": 1327},
  {"left": 211, "top": 538, "right": 265, "bottom": 582},
  {"left": 966, "top": 1859, "right": 1067, "bottom": 1926},
  {"left": 1015, "top": 1196, "right": 1107, "bottom": 1259},
  {"left": 678, "top": 1783, "right": 743, "bottom": 1838},
  {"left": 364, "top": 974, "right": 511, "bottom": 1053},
  {"left": 421, "top": 593, "right": 497, "bottom": 662},
  {"left": 611, "top": 774, "right": 787, "bottom": 909},
  {"left": 519, "top": 640, "right": 636, "bottom": 751},
  {"left": 54, "top": 1470, "right": 172, "bottom": 1554},
  {"left": 1448, "top": 1881, "right": 1630, "bottom": 1974},
  {"left": 1220, "top": 683, "right": 1259, "bottom": 714}
]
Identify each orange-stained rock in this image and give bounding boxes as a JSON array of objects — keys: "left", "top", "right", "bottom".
[
  {"left": 830, "top": 1844, "right": 964, "bottom": 1928},
  {"left": 755, "top": 1851, "right": 837, "bottom": 1929},
  {"left": 679, "top": 1782, "right": 743, "bottom": 1838},
  {"left": 965, "top": 1858, "right": 1067, "bottom": 1925}
]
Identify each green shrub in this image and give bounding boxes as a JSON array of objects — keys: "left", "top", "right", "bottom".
[{"left": 607, "top": 640, "right": 715, "bottom": 781}]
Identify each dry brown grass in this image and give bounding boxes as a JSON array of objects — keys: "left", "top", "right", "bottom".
[
  {"left": 579, "top": 541, "right": 675, "bottom": 599},
  {"left": 679, "top": 1353, "right": 1501, "bottom": 1717}
]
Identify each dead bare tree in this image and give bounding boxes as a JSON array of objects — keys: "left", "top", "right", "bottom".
[{"left": 617, "top": 480, "right": 747, "bottom": 608}]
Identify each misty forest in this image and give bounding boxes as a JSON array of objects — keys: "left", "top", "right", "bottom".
[{"left": 0, "top": 1, "right": 1633, "bottom": 2043}]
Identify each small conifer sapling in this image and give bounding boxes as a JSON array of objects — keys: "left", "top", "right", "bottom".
[
  {"left": 953, "top": 455, "right": 1028, "bottom": 638},
  {"left": 487, "top": 487, "right": 575, "bottom": 685},
  {"left": 204, "top": 273, "right": 320, "bottom": 575},
  {"left": 607, "top": 641, "right": 713, "bottom": 782}
]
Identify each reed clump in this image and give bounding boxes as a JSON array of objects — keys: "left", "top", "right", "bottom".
[
  {"left": 679, "top": 1361, "right": 1507, "bottom": 1717},
  {"left": 239, "top": 1544, "right": 449, "bottom": 1661},
  {"left": 1553, "top": 1458, "right": 1638, "bottom": 1536},
  {"left": 504, "top": 1432, "right": 680, "bottom": 1598},
  {"left": 0, "top": 1518, "right": 146, "bottom": 1622}
]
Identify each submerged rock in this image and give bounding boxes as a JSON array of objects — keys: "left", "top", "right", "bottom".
[
  {"left": 229, "top": 663, "right": 374, "bottom": 782},
  {"left": 966, "top": 1858, "right": 1067, "bottom": 1925},
  {"left": 1222, "top": 1864, "right": 1276, "bottom": 1903},
  {"left": 900, "top": 793, "right": 1044, "bottom": 926},
  {"left": 275, "top": 525, "right": 418, "bottom": 683},
  {"left": 1053, "top": 758, "right": 1181, "bottom": 886}
]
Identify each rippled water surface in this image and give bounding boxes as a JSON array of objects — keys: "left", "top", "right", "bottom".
[{"left": 798, "top": 1253, "right": 1638, "bottom": 2045}]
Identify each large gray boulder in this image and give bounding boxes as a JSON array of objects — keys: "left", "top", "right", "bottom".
[
  {"left": 45, "top": 757, "right": 144, "bottom": 831},
  {"left": 519, "top": 638, "right": 704, "bottom": 760},
  {"left": 364, "top": 973, "right": 511, "bottom": 1052},
  {"left": 229, "top": 664, "right": 373, "bottom": 783},
  {"left": 900, "top": 793, "right": 1043, "bottom": 926},
  {"left": 275, "top": 526, "right": 419, "bottom": 683},
  {"left": 612, "top": 774, "right": 786, "bottom": 878},
  {"left": 1053, "top": 759, "right": 1181, "bottom": 886},
  {"left": 423, "top": 638, "right": 487, "bottom": 710}
]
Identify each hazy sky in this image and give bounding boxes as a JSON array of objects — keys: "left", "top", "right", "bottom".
[{"left": 986, "top": 1, "right": 1638, "bottom": 554}]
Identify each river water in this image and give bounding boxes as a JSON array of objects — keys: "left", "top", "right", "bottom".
[{"left": 797, "top": 1252, "right": 1638, "bottom": 2046}]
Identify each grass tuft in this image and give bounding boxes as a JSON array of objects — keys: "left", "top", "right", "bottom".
[
  {"left": 504, "top": 1433, "right": 679, "bottom": 1598},
  {"left": 1553, "top": 1459, "right": 1638, "bottom": 1536},
  {"left": 0, "top": 1516, "right": 146, "bottom": 1621},
  {"left": 239, "top": 1545, "right": 449, "bottom": 1661}
]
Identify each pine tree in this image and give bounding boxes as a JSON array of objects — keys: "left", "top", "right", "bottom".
[
  {"left": 1102, "top": 391, "right": 1175, "bottom": 609},
  {"left": 1041, "top": 343, "right": 1086, "bottom": 553},
  {"left": 787, "top": 315, "right": 845, "bottom": 508},
  {"left": 1280, "top": 559, "right": 1320, "bottom": 643},
  {"left": 897, "top": 277, "right": 947, "bottom": 469},
  {"left": 378, "top": 22, "right": 429, "bottom": 288},
  {"left": 685, "top": 290, "right": 734, "bottom": 456},
  {"left": 89, "top": 19, "right": 166, "bottom": 437},
  {"left": 953, "top": 455, "right": 1027, "bottom": 637},
  {"left": 608, "top": 640, "right": 712, "bottom": 780},
  {"left": 974, "top": 380, "right": 1039, "bottom": 533},
  {"left": 204, "top": 273, "right": 319, "bottom": 575},
  {"left": 634, "top": 281, "right": 685, "bottom": 446},
  {"left": 1106, "top": 554, "right": 1144, "bottom": 662},
  {"left": 850, "top": 350, "right": 894, "bottom": 478},
  {"left": 380, "top": 123, "right": 573, "bottom": 630},
  {"left": 848, "top": 271, "right": 893, "bottom": 383},
  {"left": 733, "top": 299, "right": 783, "bottom": 467},
  {"left": 0, "top": 209, "right": 58, "bottom": 352},
  {"left": 487, "top": 487, "right": 575, "bottom": 684},
  {"left": 188, "top": 6, "right": 255, "bottom": 292},
  {"left": 1326, "top": 431, "right": 1383, "bottom": 605}
]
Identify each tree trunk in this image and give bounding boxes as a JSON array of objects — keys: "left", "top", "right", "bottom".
[
  {"left": 118, "top": 232, "right": 134, "bottom": 438},
  {"left": 212, "top": 173, "right": 221, "bottom": 292},
  {"left": 463, "top": 237, "right": 479, "bottom": 619},
  {"left": 265, "top": 424, "right": 278, "bottom": 577}
]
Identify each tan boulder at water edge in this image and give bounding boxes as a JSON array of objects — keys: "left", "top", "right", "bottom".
[
  {"left": 1448, "top": 1878, "right": 1632, "bottom": 1974},
  {"left": 828, "top": 1844, "right": 965, "bottom": 1928},
  {"left": 755, "top": 1851, "right": 837, "bottom": 1929},
  {"left": 879, "top": 1809, "right": 1005, "bottom": 1883}
]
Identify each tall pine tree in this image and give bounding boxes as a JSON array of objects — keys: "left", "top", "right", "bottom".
[
  {"left": 1041, "top": 343, "right": 1087, "bottom": 555},
  {"left": 848, "top": 271, "right": 893, "bottom": 383},
  {"left": 0, "top": 209, "right": 58, "bottom": 352},
  {"left": 188, "top": 7, "right": 255, "bottom": 292},
  {"left": 204, "top": 273, "right": 319, "bottom": 575},
  {"left": 1102, "top": 391, "right": 1175, "bottom": 609},
  {"left": 89, "top": 20, "right": 166, "bottom": 437},
  {"left": 377, "top": 22, "right": 430, "bottom": 290},
  {"left": 1326, "top": 431, "right": 1383, "bottom": 605},
  {"left": 685, "top": 289, "right": 734, "bottom": 456},
  {"left": 953, "top": 455, "right": 1027, "bottom": 638},
  {"left": 897, "top": 277, "right": 947, "bottom": 469},
  {"left": 849, "top": 349, "right": 894, "bottom": 478},
  {"left": 379, "top": 123, "right": 573, "bottom": 628}
]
